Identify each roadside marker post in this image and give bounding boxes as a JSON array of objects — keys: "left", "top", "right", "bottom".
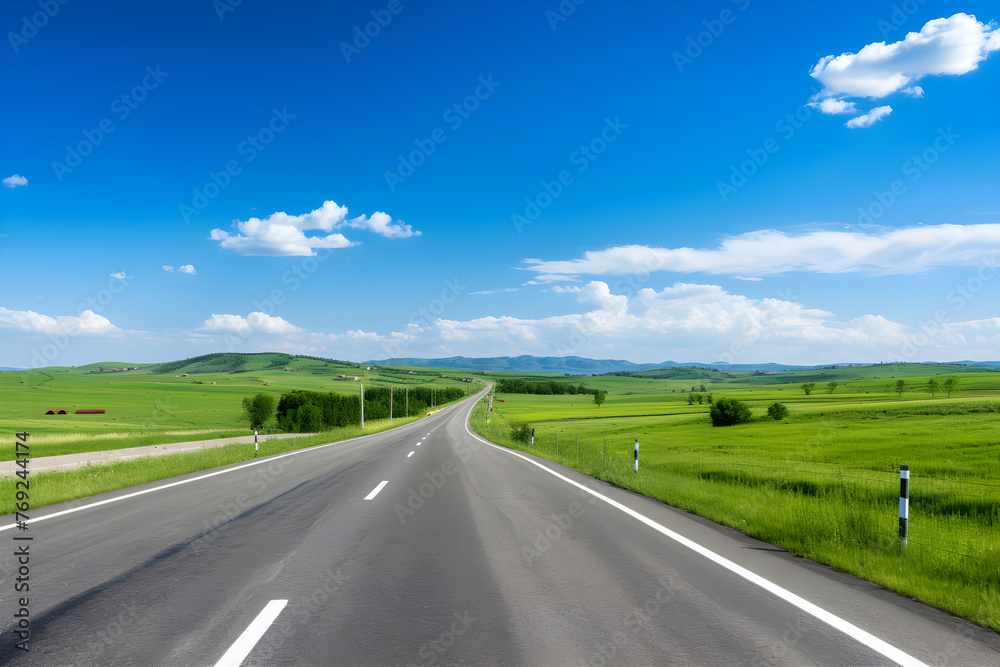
[
  {"left": 254, "top": 429, "right": 258, "bottom": 457},
  {"left": 634, "top": 439, "right": 638, "bottom": 473},
  {"left": 899, "top": 465, "right": 909, "bottom": 547},
  {"left": 531, "top": 428, "right": 535, "bottom": 449}
]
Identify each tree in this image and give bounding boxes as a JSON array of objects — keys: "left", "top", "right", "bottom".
[
  {"left": 686, "top": 393, "right": 694, "bottom": 405},
  {"left": 826, "top": 381, "right": 838, "bottom": 394},
  {"left": 696, "top": 393, "right": 704, "bottom": 404},
  {"left": 710, "top": 397, "right": 752, "bottom": 426},
  {"left": 895, "top": 379, "right": 905, "bottom": 398},
  {"left": 942, "top": 377, "right": 957, "bottom": 398},
  {"left": 242, "top": 393, "right": 276, "bottom": 431},
  {"left": 801, "top": 383, "right": 816, "bottom": 395},
  {"left": 699, "top": 384, "right": 706, "bottom": 392},
  {"left": 593, "top": 390, "right": 607, "bottom": 407},
  {"left": 767, "top": 402, "right": 789, "bottom": 420},
  {"left": 927, "top": 378, "right": 939, "bottom": 398}
]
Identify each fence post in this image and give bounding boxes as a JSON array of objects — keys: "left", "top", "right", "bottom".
[
  {"left": 634, "top": 439, "right": 638, "bottom": 473},
  {"left": 899, "top": 465, "right": 909, "bottom": 547}
]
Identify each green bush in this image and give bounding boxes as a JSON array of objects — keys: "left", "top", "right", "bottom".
[
  {"left": 767, "top": 402, "right": 789, "bottom": 420},
  {"left": 510, "top": 423, "right": 532, "bottom": 444},
  {"left": 710, "top": 397, "right": 752, "bottom": 426}
]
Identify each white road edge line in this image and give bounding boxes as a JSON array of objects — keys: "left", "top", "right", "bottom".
[
  {"left": 364, "top": 480, "right": 389, "bottom": 500},
  {"left": 462, "top": 397, "right": 927, "bottom": 667},
  {"left": 214, "top": 599, "right": 288, "bottom": 667},
  {"left": 407, "top": 451, "right": 415, "bottom": 458},
  {"left": 0, "top": 414, "right": 442, "bottom": 531}
]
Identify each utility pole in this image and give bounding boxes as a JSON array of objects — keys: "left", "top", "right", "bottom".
[{"left": 360, "top": 383, "right": 364, "bottom": 429}]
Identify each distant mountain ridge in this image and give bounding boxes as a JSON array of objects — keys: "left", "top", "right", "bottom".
[{"left": 366, "top": 355, "right": 1000, "bottom": 374}]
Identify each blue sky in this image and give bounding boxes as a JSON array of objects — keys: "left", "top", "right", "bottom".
[{"left": 2, "top": 0, "right": 999, "bottom": 367}]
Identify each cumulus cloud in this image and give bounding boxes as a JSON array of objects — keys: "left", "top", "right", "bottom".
[
  {"left": 200, "top": 312, "right": 303, "bottom": 335},
  {"left": 810, "top": 13, "right": 1000, "bottom": 124},
  {"left": 520, "top": 224, "right": 1000, "bottom": 278},
  {"left": 210, "top": 200, "right": 420, "bottom": 256},
  {"left": 326, "top": 281, "right": 1000, "bottom": 364},
  {"left": 176, "top": 279, "right": 1000, "bottom": 365},
  {"left": 163, "top": 265, "right": 175, "bottom": 273},
  {"left": 2, "top": 174, "right": 27, "bottom": 189},
  {"left": 109, "top": 272, "right": 126, "bottom": 279},
  {"left": 845, "top": 105, "right": 893, "bottom": 128},
  {"left": 178, "top": 264, "right": 196, "bottom": 275},
  {"left": 810, "top": 98, "right": 857, "bottom": 114},
  {"left": 0, "top": 307, "right": 121, "bottom": 335}
]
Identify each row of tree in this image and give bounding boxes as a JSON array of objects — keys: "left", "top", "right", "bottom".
[
  {"left": 494, "top": 378, "right": 594, "bottom": 395},
  {"left": 242, "top": 385, "right": 468, "bottom": 433}
]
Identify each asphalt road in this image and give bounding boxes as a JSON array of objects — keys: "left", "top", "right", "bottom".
[{"left": 0, "top": 389, "right": 997, "bottom": 665}]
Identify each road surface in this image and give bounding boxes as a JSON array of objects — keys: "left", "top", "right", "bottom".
[{"left": 0, "top": 389, "right": 996, "bottom": 665}]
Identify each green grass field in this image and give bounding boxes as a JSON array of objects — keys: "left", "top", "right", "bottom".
[
  {"left": 0, "top": 352, "right": 478, "bottom": 459},
  {"left": 471, "top": 364, "right": 1000, "bottom": 632}
]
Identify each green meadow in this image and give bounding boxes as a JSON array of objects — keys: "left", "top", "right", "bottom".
[
  {"left": 471, "top": 364, "right": 1000, "bottom": 632},
  {"left": 0, "top": 352, "right": 476, "bottom": 459}
]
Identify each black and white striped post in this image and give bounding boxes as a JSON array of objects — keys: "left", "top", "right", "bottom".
[
  {"left": 254, "top": 429, "right": 258, "bottom": 457},
  {"left": 899, "top": 465, "right": 909, "bottom": 547},
  {"left": 634, "top": 439, "right": 639, "bottom": 473},
  {"left": 531, "top": 428, "right": 535, "bottom": 449}
]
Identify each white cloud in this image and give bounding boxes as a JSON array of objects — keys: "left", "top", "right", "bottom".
[
  {"left": 810, "top": 98, "right": 858, "bottom": 114},
  {"left": 810, "top": 14, "right": 999, "bottom": 122},
  {"left": 520, "top": 224, "right": 1000, "bottom": 277},
  {"left": 734, "top": 276, "right": 763, "bottom": 282},
  {"left": 345, "top": 211, "right": 422, "bottom": 239},
  {"left": 178, "top": 265, "right": 196, "bottom": 275},
  {"left": 471, "top": 287, "right": 521, "bottom": 295},
  {"left": 109, "top": 272, "right": 126, "bottom": 279},
  {"left": 0, "top": 307, "right": 121, "bottom": 335},
  {"left": 163, "top": 265, "right": 175, "bottom": 273},
  {"left": 210, "top": 200, "right": 420, "bottom": 256},
  {"left": 316, "top": 281, "right": 1000, "bottom": 364},
  {"left": 2, "top": 174, "right": 27, "bottom": 189},
  {"left": 200, "top": 312, "right": 303, "bottom": 335},
  {"left": 845, "top": 105, "right": 893, "bottom": 128}
]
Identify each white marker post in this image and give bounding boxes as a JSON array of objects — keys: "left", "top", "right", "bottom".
[
  {"left": 531, "top": 428, "right": 535, "bottom": 449},
  {"left": 899, "top": 465, "right": 909, "bottom": 547},
  {"left": 360, "top": 383, "right": 364, "bottom": 429},
  {"left": 634, "top": 439, "right": 638, "bottom": 473},
  {"left": 254, "top": 429, "right": 258, "bottom": 457}
]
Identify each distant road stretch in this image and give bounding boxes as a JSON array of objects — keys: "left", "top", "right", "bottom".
[{"left": 1, "top": 389, "right": 997, "bottom": 665}]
